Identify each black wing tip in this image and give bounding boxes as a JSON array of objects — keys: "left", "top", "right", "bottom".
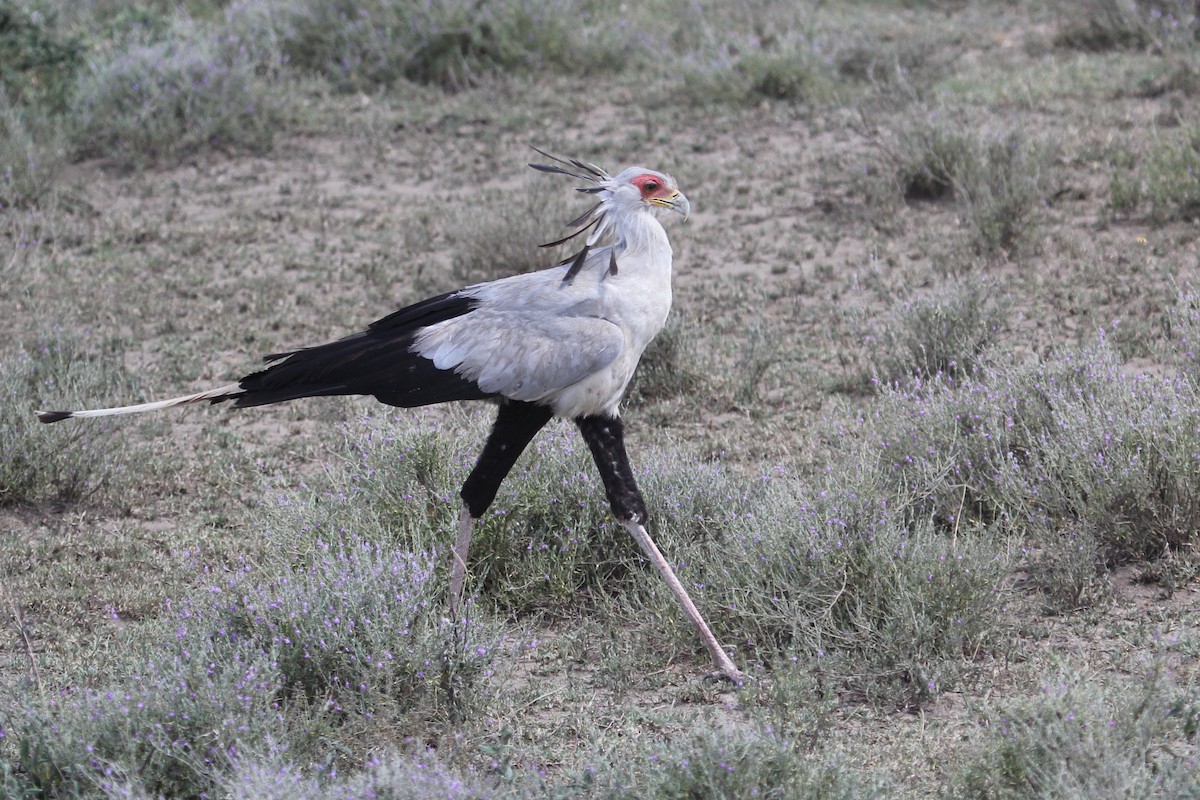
[{"left": 37, "top": 410, "right": 73, "bottom": 424}]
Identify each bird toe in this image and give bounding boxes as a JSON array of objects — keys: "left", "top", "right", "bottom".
[{"left": 704, "top": 666, "right": 751, "bottom": 687}]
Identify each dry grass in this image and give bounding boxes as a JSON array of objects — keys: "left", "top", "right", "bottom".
[{"left": 2, "top": 1, "right": 1200, "bottom": 797}]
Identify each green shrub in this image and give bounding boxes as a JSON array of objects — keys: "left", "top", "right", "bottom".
[
  {"left": 671, "top": 0, "right": 841, "bottom": 105},
  {"left": 949, "top": 665, "right": 1200, "bottom": 799},
  {"left": 209, "top": 542, "right": 496, "bottom": 719},
  {"left": 1054, "top": 0, "right": 1199, "bottom": 53},
  {"left": 279, "top": 411, "right": 759, "bottom": 618},
  {"left": 1054, "top": 0, "right": 1155, "bottom": 51},
  {"left": 1161, "top": 284, "right": 1200, "bottom": 381},
  {"left": 1108, "top": 166, "right": 1143, "bottom": 215},
  {"left": 628, "top": 313, "right": 706, "bottom": 404},
  {"left": 0, "top": 1, "right": 82, "bottom": 110},
  {"left": 875, "top": 113, "right": 1052, "bottom": 255},
  {"left": 733, "top": 320, "right": 787, "bottom": 404},
  {"left": 270, "top": 403, "right": 1013, "bottom": 707},
  {"left": 1024, "top": 527, "right": 1109, "bottom": 613},
  {"left": 226, "top": 752, "right": 490, "bottom": 800},
  {"left": 739, "top": 47, "right": 824, "bottom": 102},
  {"left": 0, "top": 90, "right": 64, "bottom": 208},
  {"left": 835, "top": 29, "right": 951, "bottom": 91},
  {"left": 4, "top": 537, "right": 500, "bottom": 798},
  {"left": 276, "top": 0, "right": 604, "bottom": 92},
  {"left": 273, "top": 0, "right": 409, "bottom": 90},
  {"left": 260, "top": 411, "right": 605, "bottom": 616},
  {"left": 682, "top": 35, "right": 836, "bottom": 105},
  {"left": 7, "top": 633, "right": 287, "bottom": 798},
  {"left": 70, "top": 16, "right": 283, "bottom": 167}
]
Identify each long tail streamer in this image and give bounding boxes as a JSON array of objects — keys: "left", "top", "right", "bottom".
[{"left": 37, "top": 383, "right": 244, "bottom": 424}]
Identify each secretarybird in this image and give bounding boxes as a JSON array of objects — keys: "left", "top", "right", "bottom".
[{"left": 37, "top": 151, "right": 744, "bottom": 683}]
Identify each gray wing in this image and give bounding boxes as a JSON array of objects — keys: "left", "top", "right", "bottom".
[{"left": 412, "top": 307, "right": 623, "bottom": 403}]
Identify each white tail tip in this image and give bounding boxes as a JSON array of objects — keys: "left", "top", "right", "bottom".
[{"left": 36, "top": 383, "right": 244, "bottom": 424}]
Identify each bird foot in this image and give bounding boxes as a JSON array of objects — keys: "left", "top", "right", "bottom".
[{"left": 704, "top": 666, "right": 751, "bottom": 686}]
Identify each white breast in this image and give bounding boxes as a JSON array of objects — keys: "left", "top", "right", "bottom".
[
  {"left": 549, "top": 244, "right": 673, "bottom": 418},
  {"left": 412, "top": 213, "right": 674, "bottom": 419}
]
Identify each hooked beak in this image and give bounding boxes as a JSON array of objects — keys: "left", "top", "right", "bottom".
[{"left": 651, "top": 190, "right": 690, "bottom": 220}]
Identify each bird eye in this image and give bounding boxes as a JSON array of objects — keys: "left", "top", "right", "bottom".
[{"left": 642, "top": 180, "right": 659, "bottom": 193}]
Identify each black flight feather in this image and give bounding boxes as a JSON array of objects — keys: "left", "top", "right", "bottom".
[{"left": 241, "top": 290, "right": 490, "bottom": 409}]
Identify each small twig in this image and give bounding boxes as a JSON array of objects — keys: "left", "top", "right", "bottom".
[
  {"left": 5, "top": 593, "right": 43, "bottom": 697},
  {"left": 952, "top": 482, "right": 967, "bottom": 548}
]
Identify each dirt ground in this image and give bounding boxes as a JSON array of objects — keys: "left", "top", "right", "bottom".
[{"left": 4, "top": 2, "right": 1200, "bottom": 794}]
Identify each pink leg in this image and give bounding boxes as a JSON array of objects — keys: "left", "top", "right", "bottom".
[
  {"left": 622, "top": 520, "right": 745, "bottom": 683},
  {"left": 448, "top": 503, "right": 474, "bottom": 617}
]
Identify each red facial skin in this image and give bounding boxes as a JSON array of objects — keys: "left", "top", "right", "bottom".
[{"left": 631, "top": 173, "right": 674, "bottom": 200}]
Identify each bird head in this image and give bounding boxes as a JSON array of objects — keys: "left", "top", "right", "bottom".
[
  {"left": 528, "top": 149, "right": 690, "bottom": 254},
  {"left": 606, "top": 167, "right": 690, "bottom": 221}
]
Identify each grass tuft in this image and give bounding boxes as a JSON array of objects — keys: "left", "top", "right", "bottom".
[
  {"left": 675, "top": 3, "right": 839, "bottom": 106},
  {"left": 449, "top": 179, "right": 567, "bottom": 286},
  {"left": 682, "top": 37, "right": 836, "bottom": 106},
  {"left": 1054, "top": 0, "right": 1200, "bottom": 53},
  {"left": 226, "top": 751, "right": 488, "bottom": 799},
  {"left": 953, "top": 131, "right": 1054, "bottom": 257},
  {"left": 0, "top": 333, "right": 135, "bottom": 507},
  {"left": 206, "top": 541, "right": 495, "bottom": 720},
  {"left": 852, "top": 279, "right": 1011, "bottom": 389},
  {"left": 874, "top": 112, "right": 1053, "bottom": 255},
  {"left": 1162, "top": 284, "right": 1200, "bottom": 380},
  {"left": 889, "top": 112, "right": 977, "bottom": 202},
  {"left": 1107, "top": 164, "right": 1143, "bottom": 216},
  {"left": 1145, "top": 125, "right": 1200, "bottom": 223},
  {"left": 10, "top": 641, "right": 286, "bottom": 798},
  {"left": 1024, "top": 527, "right": 1110, "bottom": 613},
  {"left": 628, "top": 313, "right": 707, "bottom": 404},
  {"left": 565, "top": 725, "right": 884, "bottom": 799},
  {"left": 1054, "top": 0, "right": 1155, "bottom": 51},
  {"left": 860, "top": 334, "right": 1200, "bottom": 605},
  {"left": 689, "top": 473, "right": 1010, "bottom": 707},
  {"left": 5, "top": 538, "right": 500, "bottom": 798},
  {"left": 259, "top": 411, "right": 761, "bottom": 622}
]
